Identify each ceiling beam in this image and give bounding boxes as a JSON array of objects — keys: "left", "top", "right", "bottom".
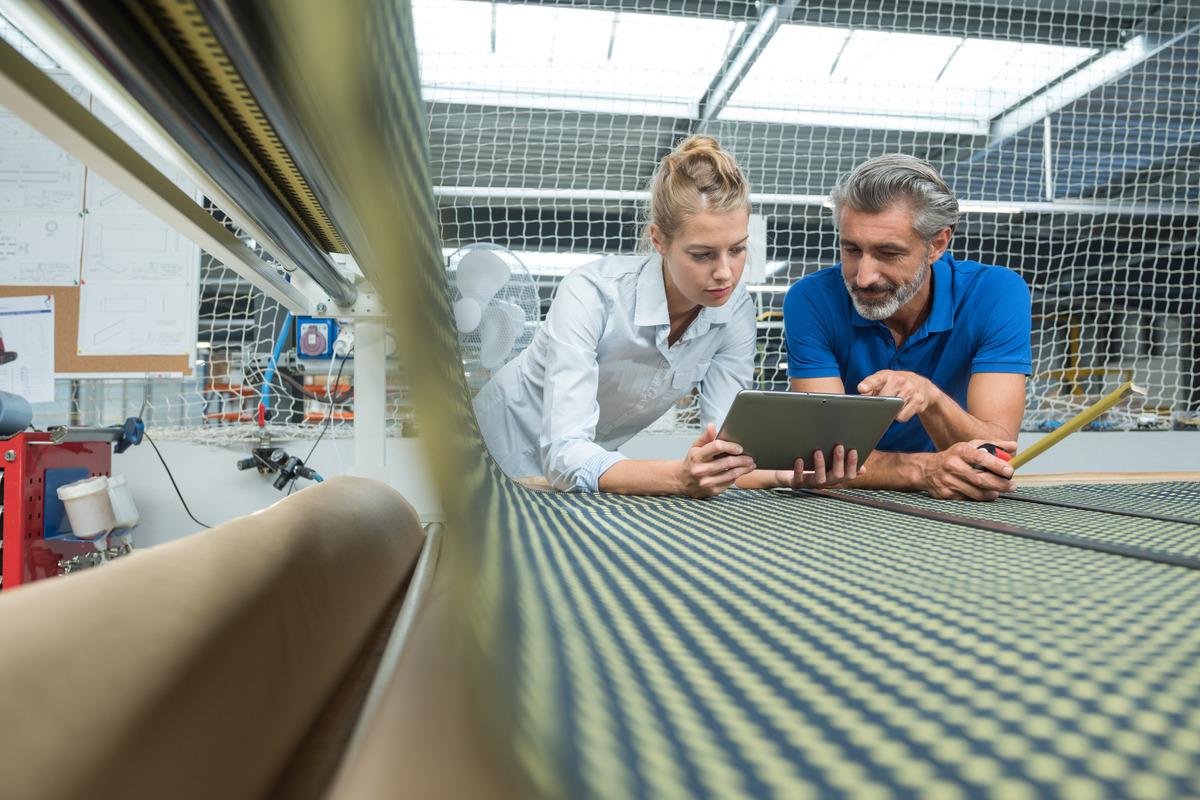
[
  {"left": 697, "top": 1, "right": 795, "bottom": 123},
  {"left": 990, "top": 20, "right": 1200, "bottom": 145},
  {"left": 0, "top": 33, "right": 312, "bottom": 311},
  {"left": 486, "top": 0, "right": 1136, "bottom": 48}
]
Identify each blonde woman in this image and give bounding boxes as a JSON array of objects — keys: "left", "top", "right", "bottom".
[{"left": 474, "top": 136, "right": 860, "bottom": 496}]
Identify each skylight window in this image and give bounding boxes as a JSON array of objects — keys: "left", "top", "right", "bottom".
[
  {"left": 414, "top": 0, "right": 744, "bottom": 117},
  {"left": 722, "top": 25, "right": 1097, "bottom": 134}
]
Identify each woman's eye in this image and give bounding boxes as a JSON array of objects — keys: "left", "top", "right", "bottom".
[
  {"left": 690, "top": 252, "right": 712, "bottom": 261},
  {"left": 730, "top": 246, "right": 746, "bottom": 255}
]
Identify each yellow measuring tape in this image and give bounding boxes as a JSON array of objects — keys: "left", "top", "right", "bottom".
[{"left": 1011, "top": 381, "right": 1145, "bottom": 469}]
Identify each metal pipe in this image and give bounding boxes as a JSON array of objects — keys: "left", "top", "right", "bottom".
[
  {"left": 0, "top": 35, "right": 311, "bottom": 309},
  {"left": 350, "top": 320, "right": 386, "bottom": 477},
  {"left": 28, "top": 0, "right": 356, "bottom": 306},
  {"left": 431, "top": 185, "right": 1199, "bottom": 216}
]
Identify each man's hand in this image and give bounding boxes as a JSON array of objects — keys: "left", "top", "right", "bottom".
[
  {"left": 858, "top": 370, "right": 943, "bottom": 422},
  {"left": 773, "top": 445, "right": 864, "bottom": 490},
  {"left": 678, "top": 424, "right": 757, "bottom": 498},
  {"left": 918, "top": 439, "right": 1016, "bottom": 501}
]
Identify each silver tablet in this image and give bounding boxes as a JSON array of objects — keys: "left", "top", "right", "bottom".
[{"left": 716, "top": 390, "right": 903, "bottom": 471}]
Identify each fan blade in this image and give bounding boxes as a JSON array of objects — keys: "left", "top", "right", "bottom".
[
  {"left": 479, "top": 301, "right": 526, "bottom": 369},
  {"left": 453, "top": 297, "right": 483, "bottom": 333},
  {"left": 456, "top": 248, "right": 510, "bottom": 305}
]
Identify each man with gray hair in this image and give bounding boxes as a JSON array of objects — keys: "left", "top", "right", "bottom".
[{"left": 783, "top": 154, "right": 1031, "bottom": 501}]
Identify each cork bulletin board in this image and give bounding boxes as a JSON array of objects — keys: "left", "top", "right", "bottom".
[{"left": 0, "top": 285, "right": 190, "bottom": 375}]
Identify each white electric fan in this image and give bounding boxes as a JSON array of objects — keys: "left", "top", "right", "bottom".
[{"left": 447, "top": 243, "right": 539, "bottom": 393}]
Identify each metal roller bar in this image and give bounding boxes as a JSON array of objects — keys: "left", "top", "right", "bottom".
[
  {"left": 0, "top": 34, "right": 310, "bottom": 309},
  {"left": 196, "top": 0, "right": 371, "bottom": 263},
  {"left": 798, "top": 488, "right": 1200, "bottom": 571},
  {"left": 1, "top": 0, "right": 332, "bottom": 284},
  {"left": 31, "top": 0, "right": 357, "bottom": 307},
  {"left": 1005, "top": 492, "right": 1200, "bottom": 527}
]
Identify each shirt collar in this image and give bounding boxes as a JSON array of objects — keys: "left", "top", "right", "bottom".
[
  {"left": 634, "top": 255, "right": 669, "bottom": 327},
  {"left": 847, "top": 251, "right": 955, "bottom": 332},
  {"left": 633, "top": 254, "right": 736, "bottom": 330},
  {"left": 926, "top": 252, "right": 955, "bottom": 333}
]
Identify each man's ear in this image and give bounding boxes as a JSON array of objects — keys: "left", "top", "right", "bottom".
[{"left": 928, "top": 226, "right": 952, "bottom": 264}]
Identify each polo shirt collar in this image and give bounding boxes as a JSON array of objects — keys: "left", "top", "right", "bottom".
[
  {"left": 847, "top": 251, "right": 955, "bottom": 333},
  {"left": 926, "top": 252, "right": 955, "bottom": 333}
]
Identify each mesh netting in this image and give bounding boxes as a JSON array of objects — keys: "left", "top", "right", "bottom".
[
  {"left": 8, "top": 2, "right": 1200, "bottom": 441},
  {"left": 418, "top": 0, "right": 1200, "bottom": 434},
  {"left": 1, "top": 12, "right": 414, "bottom": 442}
]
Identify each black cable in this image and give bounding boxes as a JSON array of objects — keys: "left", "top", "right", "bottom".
[
  {"left": 273, "top": 367, "right": 354, "bottom": 404},
  {"left": 1004, "top": 492, "right": 1200, "bottom": 527},
  {"left": 797, "top": 488, "right": 1200, "bottom": 572},
  {"left": 288, "top": 349, "right": 352, "bottom": 495},
  {"left": 144, "top": 431, "right": 212, "bottom": 529}
]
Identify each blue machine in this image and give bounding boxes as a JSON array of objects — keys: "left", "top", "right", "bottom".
[{"left": 295, "top": 316, "right": 338, "bottom": 360}]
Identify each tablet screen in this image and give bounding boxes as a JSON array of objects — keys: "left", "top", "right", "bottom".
[{"left": 716, "top": 390, "right": 902, "bottom": 471}]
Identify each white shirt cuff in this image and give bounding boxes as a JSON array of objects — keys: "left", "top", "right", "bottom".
[{"left": 573, "top": 451, "right": 628, "bottom": 492}]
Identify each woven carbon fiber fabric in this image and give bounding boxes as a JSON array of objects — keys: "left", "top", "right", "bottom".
[
  {"left": 262, "top": 3, "right": 1200, "bottom": 797},
  {"left": 835, "top": 486, "right": 1200, "bottom": 561},
  {"left": 484, "top": 486, "right": 1200, "bottom": 798},
  {"left": 1015, "top": 482, "right": 1200, "bottom": 525}
]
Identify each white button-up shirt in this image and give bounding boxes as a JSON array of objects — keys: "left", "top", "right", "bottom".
[{"left": 474, "top": 254, "right": 757, "bottom": 491}]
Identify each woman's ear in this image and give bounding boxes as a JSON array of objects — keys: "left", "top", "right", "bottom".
[{"left": 649, "top": 224, "right": 668, "bottom": 256}]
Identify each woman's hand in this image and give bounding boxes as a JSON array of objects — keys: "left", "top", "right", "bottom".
[
  {"left": 773, "top": 444, "right": 863, "bottom": 490},
  {"left": 678, "top": 424, "right": 757, "bottom": 498}
]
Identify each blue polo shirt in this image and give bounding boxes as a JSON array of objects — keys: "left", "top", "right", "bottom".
[{"left": 783, "top": 252, "right": 1031, "bottom": 453}]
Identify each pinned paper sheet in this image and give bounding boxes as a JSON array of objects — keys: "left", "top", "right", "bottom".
[{"left": 0, "top": 295, "right": 55, "bottom": 403}]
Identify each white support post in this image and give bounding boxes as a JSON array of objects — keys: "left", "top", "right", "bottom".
[{"left": 350, "top": 319, "right": 387, "bottom": 478}]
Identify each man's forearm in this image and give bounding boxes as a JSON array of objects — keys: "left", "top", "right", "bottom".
[
  {"left": 843, "top": 450, "right": 930, "bottom": 491},
  {"left": 920, "top": 391, "right": 1012, "bottom": 451}
]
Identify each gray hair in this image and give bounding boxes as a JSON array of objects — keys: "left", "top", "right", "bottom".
[{"left": 829, "top": 154, "right": 959, "bottom": 242}]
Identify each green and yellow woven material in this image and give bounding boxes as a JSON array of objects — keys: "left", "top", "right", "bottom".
[
  {"left": 259, "top": 2, "right": 1200, "bottom": 796},
  {"left": 477, "top": 484, "right": 1200, "bottom": 798},
  {"left": 835, "top": 485, "right": 1200, "bottom": 562}
]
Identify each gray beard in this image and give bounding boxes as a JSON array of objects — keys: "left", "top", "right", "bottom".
[{"left": 845, "top": 258, "right": 929, "bottom": 321}]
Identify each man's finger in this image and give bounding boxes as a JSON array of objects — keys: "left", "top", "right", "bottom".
[
  {"left": 845, "top": 447, "right": 859, "bottom": 479},
  {"left": 895, "top": 398, "right": 920, "bottom": 422},
  {"left": 811, "top": 448, "right": 827, "bottom": 484},
  {"left": 954, "top": 455, "right": 1013, "bottom": 493},
  {"left": 857, "top": 372, "right": 888, "bottom": 394},
  {"left": 828, "top": 444, "right": 846, "bottom": 481},
  {"left": 965, "top": 446, "right": 1015, "bottom": 478}
]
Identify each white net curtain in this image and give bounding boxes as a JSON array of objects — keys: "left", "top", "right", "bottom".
[
  {"left": 420, "top": 0, "right": 1200, "bottom": 433},
  {"left": 13, "top": 1, "right": 1200, "bottom": 437}
]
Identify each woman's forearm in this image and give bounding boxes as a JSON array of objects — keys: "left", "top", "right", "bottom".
[{"left": 597, "top": 459, "right": 684, "bottom": 495}]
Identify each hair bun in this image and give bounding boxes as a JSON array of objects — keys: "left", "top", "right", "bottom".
[
  {"left": 676, "top": 134, "right": 721, "bottom": 155},
  {"left": 642, "top": 134, "right": 750, "bottom": 248}
]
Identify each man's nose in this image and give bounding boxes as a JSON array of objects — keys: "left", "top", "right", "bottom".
[{"left": 856, "top": 259, "right": 881, "bottom": 287}]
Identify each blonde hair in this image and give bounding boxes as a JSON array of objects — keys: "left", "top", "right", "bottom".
[{"left": 642, "top": 135, "right": 750, "bottom": 250}]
